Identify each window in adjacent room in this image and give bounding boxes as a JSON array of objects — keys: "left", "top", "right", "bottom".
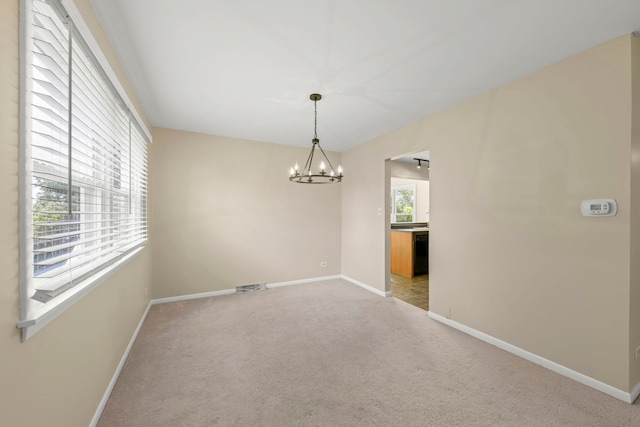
[
  {"left": 390, "top": 184, "right": 416, "bottom": 223},
  {"left": 18, "top": 0, "right": 151, "bottom": 340}
]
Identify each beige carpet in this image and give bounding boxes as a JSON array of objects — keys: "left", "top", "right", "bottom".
[{"left": 98, "top": 279, "right": 639, "bottom": 426}]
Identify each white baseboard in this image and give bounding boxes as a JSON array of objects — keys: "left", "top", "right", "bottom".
[
  {"left": 150, "top": 276, "right": 389, "bottom": 306},
  {"left": 90, "top": 301, "right": 152, "bottom": 427},
  {"left": 631, "top": 382, "right": 640, "bottom": 404},
  {"left": 151, "top": 289, "right": 236, "bottom": 305},
  {"left": 267, "top": 275, "right": 342, "bottom": 289},
  {"left": 428, "top": 311, "right": 634, "bottom": 404},
  {"left": 341, "top": 275, "right": 392, "bottom": 298},
  {"left": 151, "top": 276, "right": 343, "bottom": 305}
]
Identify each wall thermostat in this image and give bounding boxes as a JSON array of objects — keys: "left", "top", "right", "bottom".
[{"left": 580, "top": 199, "right": 617, "bottom": 217}]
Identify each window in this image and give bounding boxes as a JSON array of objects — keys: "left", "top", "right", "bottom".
[
  {"left": 391, "top": 184, "right": 416, "bottom": 223},
  {"left": 18, "top": 0, "right": 150, "bottom": 339}
]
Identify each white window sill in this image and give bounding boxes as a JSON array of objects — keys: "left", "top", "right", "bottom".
[{"left": 17, "top": 246, "right": 146, "bottom": 341}]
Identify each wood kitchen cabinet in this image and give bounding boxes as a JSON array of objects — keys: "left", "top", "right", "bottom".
[{"left": 390, "top": 229, "right": 429, "bottom": 277}]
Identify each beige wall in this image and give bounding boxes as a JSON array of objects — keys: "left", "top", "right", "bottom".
[
  {"left": 343, "top": 35, "right": 636, "bottom": 392},
  {"left": 630, "top": 34, "right": 640, "bottom": 392},
  {"left": 151, "top": 128, "right": 342, "bottom": 298},
  {"left": 0, "top": 1, "right": 152, "bottom": 426}
]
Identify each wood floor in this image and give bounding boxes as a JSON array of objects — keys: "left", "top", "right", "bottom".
[{"left": 390, "top": 273, "right": 429, "bottom": 311}]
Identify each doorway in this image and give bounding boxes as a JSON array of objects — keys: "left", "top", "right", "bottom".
[{"left": 387, "top": 150, "right": 430, "bottom": 311}]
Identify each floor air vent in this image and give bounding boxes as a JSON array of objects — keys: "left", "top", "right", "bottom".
[{"left": 236, "top": 283, "right": 267, "bottom": 293}]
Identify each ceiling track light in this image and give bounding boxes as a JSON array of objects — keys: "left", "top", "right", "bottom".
[
  {"left": 289, "top": 94, "right": 343, "bottom": 184},
  {"left": 414, "top": 158, "right": 429, "bottom": 169}
]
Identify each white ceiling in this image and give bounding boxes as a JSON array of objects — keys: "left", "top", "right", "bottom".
[{"left": 91, "top": 0, "right": 640, "bottom": 153}]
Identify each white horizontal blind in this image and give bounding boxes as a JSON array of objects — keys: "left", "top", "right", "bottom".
[{"left": 27, "top": 0, "right": 148, "bottom": 304}]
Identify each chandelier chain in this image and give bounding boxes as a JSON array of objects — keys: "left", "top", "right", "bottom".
[{"left": 314, "top": 99, "right": 318, "bottom": 140}]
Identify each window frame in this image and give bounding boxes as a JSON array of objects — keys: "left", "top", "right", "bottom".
[
  {"left": 390, "top": 184, "right": 416, "bottom": 223},
  {"left": 18, "top": 0, "right": 152, "bottom": 341}
]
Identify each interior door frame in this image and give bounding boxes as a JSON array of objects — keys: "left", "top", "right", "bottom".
[{"left": 385, "top": 148, "right": 430, "bottom": 294}]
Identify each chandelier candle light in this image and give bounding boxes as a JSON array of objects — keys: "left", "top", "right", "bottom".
[{"left": 289, "top": 94, "right": 343, "bottom": 183}]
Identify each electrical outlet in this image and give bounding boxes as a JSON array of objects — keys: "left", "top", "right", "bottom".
[
  {"left": 635, "top": 345, "right": 640, "bottom": 361},
  {"left": 144, "top": 287, "right": 149, "bottom": 296},
  {"left": 446, "top": 307, "right": 451, "bottom": 319},
  {"left": 377, "top": 207, "right": 382, "bottom": 216},
  {"left": 320, "top": 261, "right": 327, "bottom": 267}
]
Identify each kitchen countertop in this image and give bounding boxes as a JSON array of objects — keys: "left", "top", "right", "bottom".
[{"left": 391, "top": 227, "right": 429, "bottom": 233}]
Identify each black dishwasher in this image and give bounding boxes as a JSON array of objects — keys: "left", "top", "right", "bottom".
[{"left": 414, "top": 233, "right": 429, "bottom": 275}]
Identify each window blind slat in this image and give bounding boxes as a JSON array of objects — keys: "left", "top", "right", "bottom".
[
  {"left": 34, "top": 228, "right": 147, "bottom": 267},
  {"left": 33, "top": 238, "right": 146, "bottom": 282},
  {"left": 34, "top": 224, "right": 147, "bottom": 254},
  {"left": 32, "top": 216, "right": 147, "bottom": 229},
  {"left": 35, "top": 222, "right": 143, "bottom": 240}
]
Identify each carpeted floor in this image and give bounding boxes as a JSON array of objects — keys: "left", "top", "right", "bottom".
[{"left": 98, "top": 279, "right": 639, "bottom": 426}]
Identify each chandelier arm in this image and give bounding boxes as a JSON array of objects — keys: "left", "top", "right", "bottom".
[
  {"left": 301, "top": 144, "right": 316, "bottom": 180},
  {"left": 305, "top": 145, "right": 315, "bottom": 172},
  {"left": 316, "top": 144, "right": 338, "bottom": 174}
]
